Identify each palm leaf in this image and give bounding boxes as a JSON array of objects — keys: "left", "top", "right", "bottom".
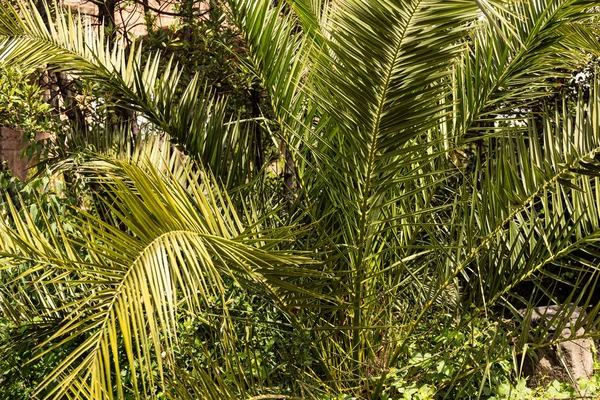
[{"left": 0, "top": 155, "right": 315, "bottom": 398}]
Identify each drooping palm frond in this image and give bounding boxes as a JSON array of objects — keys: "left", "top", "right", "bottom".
[
  {"left": 385, "top": 87, "right": 600, "bottom": 398},
  {"left": 228, "top": 0, "right": 313, "bottom": 129},
  {"left": 411, "top": 2, "right": 600, "bottom": 329},
  {"left": 227, "top": 0, "right": 324, "bottom": 202},
  {"left": 373, "top": 59, "right": 600, "bottom": 400},
  {"left": 471, "top": 84, "right": 600, "bottom": 315},
  {"left": 0, "top": 153, "right": 316, "bottom": 399}
]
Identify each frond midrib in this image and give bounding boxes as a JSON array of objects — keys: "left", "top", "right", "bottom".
[
  {"left": 35, "top": 228, "right": 230, "bottom": 399},
  {"left": 351, "top": 0, "right": 424, "bottom": 359}
]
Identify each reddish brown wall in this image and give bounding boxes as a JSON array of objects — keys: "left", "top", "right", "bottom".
[
  {"left": 0, "top": 128, "right": 51, "bottom": 180},
  {"left": 0, "top": 127, "right": 29, "bottom": 180}
]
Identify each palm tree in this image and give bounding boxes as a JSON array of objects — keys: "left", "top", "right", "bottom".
[{"left": 2, "top": 0, "right": 600, "bottom": 398}]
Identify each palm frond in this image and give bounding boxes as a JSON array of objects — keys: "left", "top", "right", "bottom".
[
  {"left": 0, "top": 156, "right": 314, "bottom": 398},
  {"left": 453, "top": 0, "right": 596, "bottom": 140}
]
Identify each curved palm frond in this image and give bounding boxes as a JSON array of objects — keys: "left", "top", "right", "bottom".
[{"left": 0, "top": 153, "right": 315, "bottom": 399}]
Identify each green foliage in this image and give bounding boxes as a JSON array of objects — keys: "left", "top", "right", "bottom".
[
  {"left": 491, "top": 376, "right": 600, "bottom": 399},
  {"left": 0, "top": 67, "right": 51, "bottom": 135},
  {"left": 0, "top": 67, "right": 56, "bottom": 159},
  {"left": 142, "top": 3, "right": 265, "bottom": 122},
  {"left": 3, "top": 0, "right": 600, "bottom": 399}
]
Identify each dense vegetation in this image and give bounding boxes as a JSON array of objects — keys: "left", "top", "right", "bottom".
[{"left": 2, "top": 0, "right": 600, "bottom": 398}]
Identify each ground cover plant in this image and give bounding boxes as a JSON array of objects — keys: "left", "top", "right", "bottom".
[{"left": 3, "top": 0, "right": 600, "bottom": 398}]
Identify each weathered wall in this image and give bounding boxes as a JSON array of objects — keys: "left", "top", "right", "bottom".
[
  {"left": 0, "top": 128, "right": 52, "bottom": 180},
  {"left": 1, "top": 127, "right": 29, "bottom": 180}
]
